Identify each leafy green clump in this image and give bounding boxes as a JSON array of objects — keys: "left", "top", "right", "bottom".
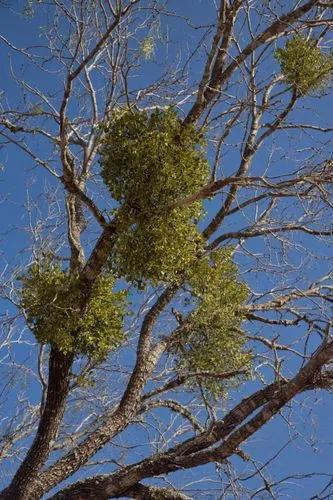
[
  {"left": 113, "top": 207, "right": 203, "bottom": 287},
  {"left": 20, "top": 265, "right": 127, "bottom": 361},
  {"left": 172, "top": 249, "right": 250, "bottom": 397},
  {"left": 141, "top": 37, "right": 155, "bottom": 59},
  {"left": 100, "top": 107, "right": 209, "bottom": 285},
  {"left": 150, "top": 488, "right": 187, "bottom": 500},
  {"left": 275, "top": 35, "right": 333, "bottom": 95},
  {"left": 100, "top": 108, "right": 208, "bottom": 212}
]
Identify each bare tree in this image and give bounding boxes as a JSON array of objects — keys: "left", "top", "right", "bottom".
[{"left": 0, "top": 1, "right": 332, "bottom": 499}]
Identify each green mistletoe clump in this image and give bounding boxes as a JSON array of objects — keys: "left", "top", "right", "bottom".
[
  {"left": 171, "top": 249, "right": 251, "bottom": 397},
  {"left": 113, "top": 207, "right": 203, "bottom": 286},
  {"left": 100, "top": 107, "right": 209, "bottom": 286},
  {"left": 20, "top": 265, "right": 127, "bottom": 361},
  {"left": 275, "top": 35, "right": 333, "bottom": 95}
]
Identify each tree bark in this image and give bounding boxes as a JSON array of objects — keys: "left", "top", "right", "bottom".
[{"left": 0, "top": 349, "right": 74, "bottom": 500}]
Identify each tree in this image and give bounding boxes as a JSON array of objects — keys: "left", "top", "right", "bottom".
[{"left": 0, "top": 1, "right": 332, "bottom": 498}]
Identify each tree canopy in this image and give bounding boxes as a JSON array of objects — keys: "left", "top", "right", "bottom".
[{"left": 0, "top": 1, "right": 332, "bottom": 499}]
